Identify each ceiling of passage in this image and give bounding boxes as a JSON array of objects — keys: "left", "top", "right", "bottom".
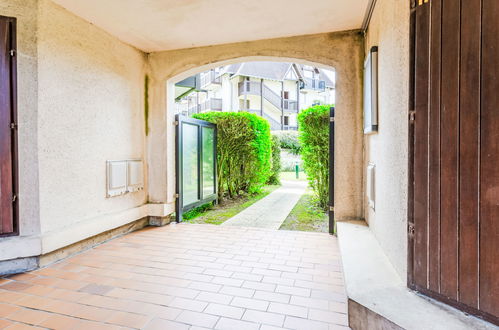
[{"left": 51, "top": 0, "right": 370, "bottom": 52}]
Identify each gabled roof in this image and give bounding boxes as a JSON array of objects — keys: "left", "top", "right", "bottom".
[
  {"left": 224, "top": 62, "right": 293, "bottom": 81},
  {"left": 223, "top": 62, "right": 334, "bottom": 88}
]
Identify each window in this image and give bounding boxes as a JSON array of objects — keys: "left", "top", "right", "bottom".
[
  {"left": 283, "top": 116, "right": 289, "bottom": 126},
  {"left": 239, "top": 99, "right": 250, "bottom": 110}
]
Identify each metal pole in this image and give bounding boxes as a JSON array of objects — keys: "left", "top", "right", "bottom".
[{"left": 329, "top": 107, "right": 335, "bottom": 234}]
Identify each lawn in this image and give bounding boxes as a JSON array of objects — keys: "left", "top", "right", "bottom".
[
  {"left": 183, "top": 185, "right": 280, "bottom": 225},
  {"left": 279, "top": 189, "right": 329, "bottom": 233}
]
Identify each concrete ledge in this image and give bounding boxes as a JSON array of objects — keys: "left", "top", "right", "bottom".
[
  {"left": 0, "top": 217, "right": 151, "bottom": 276},
  {"left": 39, "top": 217, "right": 150, "bottom": 267},
  {"left": 337, "top": 221, "right": 496, "bottom": 330}
]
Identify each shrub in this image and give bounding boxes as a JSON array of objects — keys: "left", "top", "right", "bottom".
[
  {"left": 297, "top": 105, "right": 331, "bottom": 209},
  {"left": 273, "top": 130, "right": 301, "bottom": 155},
  {"left": 267, "top": 135, "right": 281, "bottom": 185},
  {"left": 192, "top": 112, "right": 272, "bottom": 199}
]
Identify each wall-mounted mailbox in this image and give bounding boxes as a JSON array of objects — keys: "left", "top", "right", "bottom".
[
  {"left": 106, "top": 159, "right": 144, "bottom": 197},
  {"left": 127, "top": 160, "right": 144, "bottom": 193}
]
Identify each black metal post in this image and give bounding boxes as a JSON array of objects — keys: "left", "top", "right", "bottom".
[
  {"left": 175, "top": 114, "right": 182, "bottom": 222},
  {"left": 329, "top": 107, "right": 335, "bottom": 234}
]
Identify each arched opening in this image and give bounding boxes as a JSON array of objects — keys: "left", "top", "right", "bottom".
[{"left": 165, "top": 56, "right": 344, "bottom": 232}]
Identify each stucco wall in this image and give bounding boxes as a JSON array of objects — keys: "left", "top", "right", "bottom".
[
  {"left": 148, "top": 31, "right": 365, "bottom": 221},
  {"left": 35, "top": 0, "right": 148, "bottom": 251},
  {"left": 364, "top": 0, "right": 410, "bottom": 278}
]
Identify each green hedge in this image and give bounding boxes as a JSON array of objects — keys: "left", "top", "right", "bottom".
[
  {"left": 267, "top": 134, "right": 281, "bottom": 185},
  {"left": 297, "top": 105, "right": 331, "bottom": 209},
  {"left": 193, "top": 112, "right": 272, "bottom": 199}
]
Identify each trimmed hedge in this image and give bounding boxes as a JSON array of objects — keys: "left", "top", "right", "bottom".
[
  {"left": 297, "top": 105, "right": 331, "bottom": 209},
  {"left": 193, "top": 112, "right": 272, "bottom": 199},
  {"left": 267, "top": 134, "right": 281, "bottom": 185}
]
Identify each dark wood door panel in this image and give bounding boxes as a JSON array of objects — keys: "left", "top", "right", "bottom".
[
  {"left": 413, "top": 2, "right": 430, "bottom": 289},
  {"left": 427, "top": 0, "right": 442, "bottom": 293},
  {"left": 410, "top": 0, "right": 498, "bottom": 324},
  {"left": 479, "top": 0, "right": 499, "bottom": 317},
  {"left": 0, "top": 17, "right": 14, "bottom": 235},
  {"left": 439, "top": 0, "right": 460, "bottom": 300},
  {"left": 458, "top": 0, "right": 481, "bottom": 308}
]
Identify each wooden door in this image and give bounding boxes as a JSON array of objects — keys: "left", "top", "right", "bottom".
[
  {"left": 409, "top": 0, "right": 498, "bottom": 325},
  {"left": 0, "top": 16, "right": 17, "bottom": 236}
]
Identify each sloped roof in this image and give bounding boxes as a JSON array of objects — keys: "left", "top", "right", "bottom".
[
  {"left": 224, "top": 62, "right": 293, "bottom": 81},
  {"left": 223, "top": 62, "right": 334, "bottom": 88}
]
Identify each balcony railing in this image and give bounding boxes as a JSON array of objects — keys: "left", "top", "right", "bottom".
[
  {"left": 301, "top": 78, "right": 326, "bottom": 92},
  {"left": 238, "top": 81, "right": 298, "bottom": 112},
  {"left": 200, "top": 70, "right": 222, "bottom": 88},
  {"left": 188, "top": 98, "right": 222, "bottom": 115}
]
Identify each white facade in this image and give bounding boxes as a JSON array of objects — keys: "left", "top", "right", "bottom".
[{"left": 176, "top": 63, "right": 335, "bottom": 130}]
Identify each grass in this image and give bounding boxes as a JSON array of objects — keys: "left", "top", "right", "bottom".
[
  {"left": 184, "top": 185, "right": 280, "bottom": 225},
  {"left": 279, "top": 189, "right": 329, "bottom": 233},
  {"left": 279, "top": 171, "right": 308, "bottom": 182}
]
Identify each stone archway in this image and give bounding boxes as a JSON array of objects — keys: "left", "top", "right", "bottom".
[{"left": 146, "top": 30, "right": 364, "bottom": 221}]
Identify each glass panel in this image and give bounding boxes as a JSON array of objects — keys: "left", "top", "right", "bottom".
[
  {"left": 202, "top": 127, "right": 215, "bottom": 197},
  {"left": 182, "top": 123, "right": 199, "bottom": 206}
]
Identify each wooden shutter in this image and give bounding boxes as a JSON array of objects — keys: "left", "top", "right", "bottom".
[
  {"left": 0, "top": 16, "right": 17, "bottom": 236},
  {"left": 409, "top": 0, "right": 498, "bottom": 325}
]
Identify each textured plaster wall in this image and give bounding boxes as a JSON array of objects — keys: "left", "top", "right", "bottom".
[
  {"left": 36, "top": 0, "right": 148, "bottom": 235},
  {"left": 364, "top": 0, "right": 410, "bottom": 278},
  {"left": 148, "top": 31, "right": 365, "bottom": 220},
  {"left": 0, "top": 0, "right": 41, "bottom": 260}
]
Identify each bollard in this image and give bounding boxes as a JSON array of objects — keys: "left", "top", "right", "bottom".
[{"left": 295, "top": 162, "right": 299, "bottom": 179}]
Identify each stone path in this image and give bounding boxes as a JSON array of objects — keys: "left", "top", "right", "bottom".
[
  {"left": 222, "top": 180, "right": 308, "bottom": 230},
  {"left": 0, "top": 224, "right": 348, "bottom": 329}
]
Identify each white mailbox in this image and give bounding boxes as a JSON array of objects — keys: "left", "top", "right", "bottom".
[
  {"left": 127, "top": 160, "right": 144, "bottom": 192},
  {"left": 106, "top": 159, "right": 144, "bottom": 197},
  {"left": 106, "top": 161, "right": 128, "bottom": 197}
]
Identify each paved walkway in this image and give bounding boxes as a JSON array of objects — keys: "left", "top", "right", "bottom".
[
  {"left": 222, "top": 180, "right": 308, "bottom": 230},
  {"left": 0, "top": 224, "right": 348, "bottom": 329}
]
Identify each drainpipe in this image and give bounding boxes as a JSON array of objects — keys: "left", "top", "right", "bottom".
[
  {"left": 281, "top": 81, "right": 284, "bottom": 130},
  {"left": 260, "top": 79, "right": 264, "bottom": 117},
  {"left": 296, "top": 80, "right": 300, "bottom": 129}
]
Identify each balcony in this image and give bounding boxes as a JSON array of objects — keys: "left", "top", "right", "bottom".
[
  {"left": 300, "top": 77, "right": 326, "bottom": 92},
  {"left": 238, "top": 81, "right": 298, "bottom": 112},
  {"left": 200, "top": 70, "right": 222, "bottom": 89},
  {"left": 188, "top": 98, "right": 222, "bottom": 115}
]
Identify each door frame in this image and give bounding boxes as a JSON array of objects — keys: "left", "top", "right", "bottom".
[
  {"left": 175, "top": 114, "right": 218, "bottom": 222},
  {"left": 0, "top": 15, "right": 18, "bottom": 237}
]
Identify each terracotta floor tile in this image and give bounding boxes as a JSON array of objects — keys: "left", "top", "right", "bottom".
[
  {"left": 7, "top": 274, "right": 38, "bottom": 282},
  {"left": 0, "top": 282, "right": 32, "bottom": 292},
  {"left": 6, "top": 308, "right": 52, "bottom": 325},
  {"left": 0, "top": 290, "right": 25, "bottom": 304},
  {"left": 0, "top": 224, "right": 347, "bottom": 329},
  {"left": 39, "top": 314, "right": 81, "bottom": 329},
  {"left": 0, "top": 319, "right": 15, "bottom": 329},
  {"left": 106, "top": 311, "right": 151, "bottom": 328},
  {"left": 3, "top": 323, "right": 45, "bottom": 330},
  {"left": 21, "top": 284, "right": 55, "bottom": 297},
  {"left": 0, "top": 303, "right": 21, "bottom": 318}
]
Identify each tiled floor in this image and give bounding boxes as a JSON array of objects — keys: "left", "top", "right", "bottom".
[
  {"left": 222, "top": 180, "right": 307, "bottom": 229},
  {"left": 0, "top": 224, "right": 348, "bottom": 329}
]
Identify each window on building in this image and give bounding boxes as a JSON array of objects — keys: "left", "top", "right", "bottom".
[
  {"left": 283, "top": 116, "right": 289, "bottom": 126},
  {"left": 239, "top": 99, "right": 250, "bottom": 110}
]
